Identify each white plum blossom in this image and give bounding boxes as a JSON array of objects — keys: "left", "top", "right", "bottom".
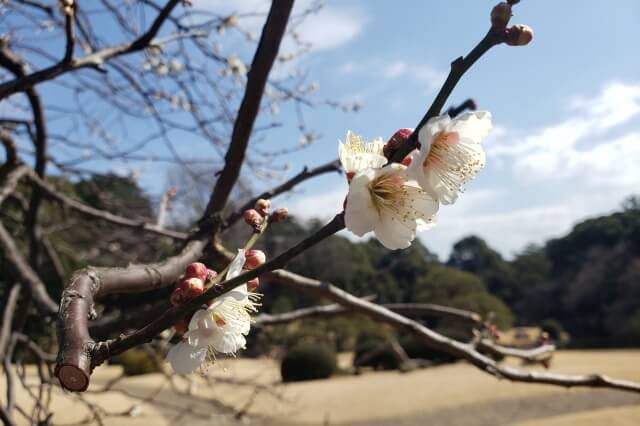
[
  {"left": 345, "top": 163, "right": 439, "bottom": 250},
  {"left": 338, "top": 131, "right": 387, "bottom": 179},
  {"left": 166, "top": 250, "right": 259, "bottom": 374},
  {"left": 408, "top": 111, "right": 492, "bottom": 205}
]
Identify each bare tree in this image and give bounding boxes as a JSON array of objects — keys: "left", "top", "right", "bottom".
[{"left": 1, "top": 1, "right": 639, "bottom": 425}]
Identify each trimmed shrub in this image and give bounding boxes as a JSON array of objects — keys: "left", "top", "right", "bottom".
[
  {"left": 399, "top": 335, "right": 457, "bottom": 365},
  {"left": 353, "top": 332, "right": 401, "bottom": 371},
  {"left": 281, "top": 343, "right": 336, "bottom": 382}
]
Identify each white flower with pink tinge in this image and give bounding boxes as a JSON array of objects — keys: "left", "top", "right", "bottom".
[
  {"left": 408, "top": 112, "right": 492, "bottom": 205},
  {"left": 338, "top": 131, "right": 387, "bottom": 180},
  {"left": 345, "top": 163, "right": 439, "bottom": 250},
  {"left": 166, "top": 250, "right": 260, "bottom": 374}
]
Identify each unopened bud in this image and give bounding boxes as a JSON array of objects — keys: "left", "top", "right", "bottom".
[
  {"left": 247, "top": 277, "right": 259, "bottom": 291},
  {"left": 244, "top": 209, "right": 263, "bottom": 229},
  {"left": 184, "top": 262, "right": 208, "bottom": 281},
  {"left": 505, "top": 24, "right": 533, "bottom": 46},
  {"left": 179, "top": 277, "right": 204, "bottom": 298},
  {"left": 383, "top": 128, "right": 413, "bottom": 159},
  {"left": 255, "top": 198, "right": 271, "bottom": 216},
  {"left": 491, "top": 2, "right": 512, "bottom": 31},
  {"left": 271, "top": 207, "right": 289, "bottom": 222},
  {"left": 244, "top": 249, "right": 266, "bottom": 270},
  {"left": 206, "top": 269, "right": 218, "bottom": 284}
]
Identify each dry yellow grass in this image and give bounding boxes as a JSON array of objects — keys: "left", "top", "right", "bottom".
[
  {"left": 512, "top": 405, "right": 640, "bottom": 426},
  {"left": 3, "top": 350, "right": 640, "bottom": 425}
]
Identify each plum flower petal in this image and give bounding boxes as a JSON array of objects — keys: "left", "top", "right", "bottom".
[
  {"left": 345, "top": 164, "right": 439, "bottom": 249},
  {"left": 409, "top": 112, "right": 491, "bottom": 205},
  {"left": 338, "top": 131, "right": 387, "bottom": 176},
  {"left": 166, "top": 250, "right": 260, "bottom": 374},
  {"left": 166, "top": 342, "right": 207, "bottom": 375}
]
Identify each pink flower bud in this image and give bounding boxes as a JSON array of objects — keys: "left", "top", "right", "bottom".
[
  {"left": 244, "top": 249, "right": 266, "bottom": 269},
  {"left": 247, "top": 277, "right": 259, "bottom": 291},
  {"left": 383, "top": 128, "right": 413, "bottom": 159},
  {"left": 244, "top": 209, "right": 263, "bottom": 229},
  {"left": 505, "top": 24, "right": 533, "bottom": 46},
  {"left": 184, "top": 262, "right": 208, "bottom": 281},
  {"left": 170, "top": 288, "right": 186, "bottom": 306},
  {"left": 255, "top": 198, "right": 271, "bottom": 216},
  {"left": 179, "top": 277, "right": 204, "bottom": 298},
  {"left": 206, "top": 269, "right": 218, "bottom": 284},
  {"left": 490, "top": 2, "right": 512, "bottom": 31},
  {"left": 270, "top": 207, "right": 289, "bottom": 223}
]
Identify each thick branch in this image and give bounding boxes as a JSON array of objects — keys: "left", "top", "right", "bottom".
[
  {"left": 54, "top": 0, "right": 297, "bottom": 391},
  {"left": 54, "top": 230, "right": 209, "bottom": 389},
  {"left": 57, "top": 213, "right": 343, "bottom": 391},
  {"left": 202, "top": 0, "right": 295, "bottom": 222}
]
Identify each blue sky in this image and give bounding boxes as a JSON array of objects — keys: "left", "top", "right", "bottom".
[
  {"left": 231, "top": 0, "right": 640, "bottom": 260},
  {"left": 4, "top": 0, "right": 640, "bottom": 260}
]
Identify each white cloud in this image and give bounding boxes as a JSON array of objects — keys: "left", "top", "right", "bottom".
[
  {"left": 489, "top": 81, "right": 640, "bottom": 184},
  {"left": 294, "top": 6, "right": 365, "bottom": 51}
]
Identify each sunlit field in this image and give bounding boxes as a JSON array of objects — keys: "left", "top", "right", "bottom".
[{"left": 4, "top": 350, "right": 639, "bottom": 425}]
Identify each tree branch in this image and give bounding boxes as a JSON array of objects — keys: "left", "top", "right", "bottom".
[
  {"left": 0, "top": 165, "right": 29, "bottom": 206},
  {"left": 268, "top": 268, "right": 640, "bottom": 394},
  {"left": 0, "top": 0, "right": 182, "bottom": 100},
  {"left": 390, "top": 31, "right": 503, "bottom": 163},
  {"left": 0, "top": 284, "right": 21, "bottom": 361},
  {"left": 223, "top": 159, "right": 341, "bottom": 229},
  {"left": 254, "top": 300, "right": 482, "bottom": 327},
  {"left": 0, "top": 223, "right": 58, "bottom": 315},
  {"left": 25, "top": 168, "right": 188, "bottom": 240},
  {"left": 56, "top": 212, "right": 343, "bottom": 391},
  {"left": 201, "top": 0, "right": 295, "bottom": 224}
]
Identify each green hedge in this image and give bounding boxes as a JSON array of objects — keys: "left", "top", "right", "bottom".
[{"left": 281, "top": 343, "right": 336, "bottom": 382}]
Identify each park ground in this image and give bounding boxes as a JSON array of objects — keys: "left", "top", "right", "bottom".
[{"left": 4, "top": 350, "right": 640, "bottom": 425}]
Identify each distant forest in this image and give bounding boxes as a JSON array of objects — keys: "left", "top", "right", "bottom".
[{"left": 4, "top": 173, "right": 638, "bottom": 348}]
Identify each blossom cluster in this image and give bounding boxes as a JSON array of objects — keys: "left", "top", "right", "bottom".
[
  {"left": 341, "top": 112, "right": 492, "bottom": 249},
  {"left": 166, "top": 250, "right": 265, "bottom": 374}
]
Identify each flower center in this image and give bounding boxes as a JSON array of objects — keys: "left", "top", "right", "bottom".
[
  {"left": 368, "top": 171, "right": 406, "bottom": 214},
  {"left": 346, "top": 134, "right": 373, "bottom": 154},
  {"left": 423, "top": 131, "right": 459, "bottom": 169}
]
